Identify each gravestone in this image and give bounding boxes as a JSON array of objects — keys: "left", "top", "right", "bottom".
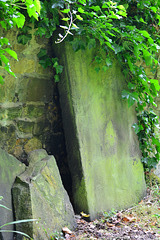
[
  {"left": 12, "top": 149, "right": 76, "bottom": 240},
  {"left": 0, "top": 148, "right": 25, "bottom": 240},
  {"left": 54, "top": 41, "right": 146, "bottom": 220}
]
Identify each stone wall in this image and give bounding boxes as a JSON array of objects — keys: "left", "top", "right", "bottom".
[{"left": 0, "top": 27, "right": 63, "bottom": 164}]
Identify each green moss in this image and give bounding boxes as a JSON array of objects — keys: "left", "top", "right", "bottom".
[{"left": 55, "top": 41, "right": 146, "bottom": 220}]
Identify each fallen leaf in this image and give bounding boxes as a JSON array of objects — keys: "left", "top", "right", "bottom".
[
  {"left": 62, "top": 226, "right": 72, "bottom": 235},
  {"left": 106, "top": 222, "right": 115, "bottom": 227},
  {"left": 80, "top": 211, "right": 90, "bottom": 218},
  {"left": 122, "top": 215, "right": 136, "bottom": 223},
  {"left": 150, "top": 220, "right": 157, "bottom": 226}
]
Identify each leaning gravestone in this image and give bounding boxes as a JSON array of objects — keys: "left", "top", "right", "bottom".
[
  {"left": 12, "top": 149, "right": 76, "bottom": 240},
  {"left": 0, "top": 148, "right": 25, "bottom": 240},
  {"left": 53, "top": 41, "right": 146, "bottom": 220}
]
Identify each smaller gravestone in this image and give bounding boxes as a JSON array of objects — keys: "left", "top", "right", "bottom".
[
  {"left": 0, "top": 148, "right": 25, "bottom": 240},
  {"left": 12, "top": 149, "right": 76, "bottom": 240}
]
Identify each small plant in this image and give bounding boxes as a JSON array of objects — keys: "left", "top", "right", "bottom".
[{"left": 102, "top": 208, "right": 117, "bottom": 221}]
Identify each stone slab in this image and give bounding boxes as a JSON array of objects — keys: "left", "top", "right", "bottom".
[
  {"left": 12, "top": 149, "right": 76, "bottom": 240},
  {"left": 0, "top": 148, "right": 25, "bottom": 240},
  {"left": 54, "top": 41, "right": 146, "bottom": 220}
]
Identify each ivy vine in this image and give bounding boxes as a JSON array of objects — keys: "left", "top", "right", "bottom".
[
  {"left": 37, "top": 0, "right": 160, "bottom": 171},
  {"left": 1, "top": 0, "right": 160, "bottom": 171},
  {"left": 0, "top": 0, "right": 41, "bottom": 83}
]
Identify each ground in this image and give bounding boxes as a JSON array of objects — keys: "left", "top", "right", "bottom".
[{"left": 53, "top": 177, "right": 160, "bottom": 240}]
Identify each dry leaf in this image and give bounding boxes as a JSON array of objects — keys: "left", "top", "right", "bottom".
[
  {"left": 62, "top": 226, "right": 72, "bottom": 235},
  {"left": 150, "top": 220, "right": 157, "bottom": 226},
  {"left": 122, "top": 215, "right": 136, "bottom": 223},
  {"left": 80, "top": 211, "right": 90, "bottom": 218},
  {"left": 106, "top": 222, "right": 115, "bottom": 227}
]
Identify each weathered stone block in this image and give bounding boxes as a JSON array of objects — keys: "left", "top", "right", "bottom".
[
  {"left": 12, "top": 149, "right": 76, "bottom": 240},
  {"left": 26, "top": 77, "right": 53, "bottom": 102},
  {"left": 22, "top": 103, "right": 45, "bottom": 118},
  {"left": 16, "top": 118, "right": 35, "bottom": 134},
  {"left": 33, "top": 118, "right": 46, "bottom": 135},
  {"left": 54, "top": 42, "right": 146, "bottom": 220},
  {"left": 0, "top": 103, "right": 22, "bottom": 121},
  {"left": 24, "top": 138, "right": 42, "bottom": 154},
  {"left": 10, "top": 58, "right": 35, "bottom": 74},
  {"left": 0, "top": 148, "right": 25, "bottom": 240},
  {"left": 0, "top": 122, "right": 17, "bottom": 152}
]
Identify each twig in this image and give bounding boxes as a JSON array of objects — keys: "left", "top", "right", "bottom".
[{"left": 55, "top": 11, "right": 73, "bottom": 44}]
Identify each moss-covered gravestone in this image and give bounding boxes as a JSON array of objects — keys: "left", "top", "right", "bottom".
[
  {"left": 0, "top": 148, "right": 25, "bottom": 240},
  {"left": 54, "top": 42, "right": 146, "bottom": 220},
  {"left": 12, "top": 149, "right": 76, "bottom": 240}
]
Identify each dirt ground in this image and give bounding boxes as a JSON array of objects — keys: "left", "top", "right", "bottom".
[{"left": 61, "top": 181, "right": 160, "bottom": 240}]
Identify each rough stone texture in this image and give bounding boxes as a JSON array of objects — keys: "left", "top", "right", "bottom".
[
  {"left": 54, "top": 42, "right": 146, "bottom": 220},
  {"left": 12, "top": 149, "right": 76, "bottom": 240},
  {"left": 0, "top": 27, "right": 59, "bottom": 161},
  {"left": 0, "top": 148, "right": 25, "bottom": 240}
]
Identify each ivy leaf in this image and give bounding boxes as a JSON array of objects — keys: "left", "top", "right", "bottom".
[
  {"left": 117, "top": 10, "right": 127, "bottom": 17},
  {"left": 0, "top": 37, "right": 9, "bottom": 45},
  {"left": 78, "top": 7, "right": 85, "bottom": 13},
  {"left": 90, "top": 6, "right": 101, "bottom": 12},
  {"left": 62, "top": 18, "right": 70, "bottom": 21},
  {"left": 150, "top": 79, "right": 160, "bottom": 91},
  {"left": 132, "top": 123, "right": 144, "bottom": 134},
  {"left": 127, "top": 56, "right": 134, "bottom": 72},
  {"left": 140, "top": 30, "right": 151, "bottom": 39},
  {"left": 142, "top": 49, "right": 152, "bottom": 66},
  {"left": 61, "top": 9, "right": 70, "bottom": 13},
  {"left": 150, "top": 7, "right": 157, "bottom": 13},
  {"left": 54, "top": 75, "right": 60, "bottom": 82},
  {"left": 34, "top": 0, "right": 41, "bottom": 14},
  {"left": 0, "top": 76, "right": 4, "bottom": 85},
  {"left": 35, "top": 27, "right": 46, "bottom": 37},
  {"left": 17, "top": 34, "right": 32, "bottom": 45},
  {"left": 5, "top": 48, "right": 18, "bottom": 60},
  {"left": 113, "top": 44, "right": 123, "bottom": 54},
  {"left": 122, "top": 90, "right": 138, "bottom": 107},
  {"left": 37, "top": 49, "right": 47, "bottom": 58},
  {"left": 0, "top": 21, "right": 7, "bottom": 30},
  {"left": 13, "top": 12, "right": 25, "bottom": 28},
  {"left": 139, "top": 17, "right": 147, "bottom": 24},
  {"left": 76, "top": 15, "right": 83, "bottom": 20},
  {"left": 128, "top": 82, "right": 136, "bottom": 90},
  {"left": 105, "top": 41, "right": 114, "bottom": 51},
  {"left": 0, "top": 54, "right": 9, "bottom": 64}
]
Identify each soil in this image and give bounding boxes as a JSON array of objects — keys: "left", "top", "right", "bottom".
[{"left": 62, "top": 184, "right": 160, "bottom": 240}]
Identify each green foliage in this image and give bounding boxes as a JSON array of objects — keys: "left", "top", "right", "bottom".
[
  {"left": 17, "top": 26, "right": 32, "bottom": 45},
  {"left": 0, "top": 0, "right": 41, "bottom": 83},
  {"left": 37, "top": 48, "right": 63, "bottom": 82}
]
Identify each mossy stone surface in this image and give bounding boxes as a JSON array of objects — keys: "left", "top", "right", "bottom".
[
  {"left": 0, "top": 148, "right": 25, "bottom": 240},
  {"left": 12, "top": 149, "right": 76, "bottom": 240},
  {"left": 55, "top": 42, "right": 146, "bottom": 220}
]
